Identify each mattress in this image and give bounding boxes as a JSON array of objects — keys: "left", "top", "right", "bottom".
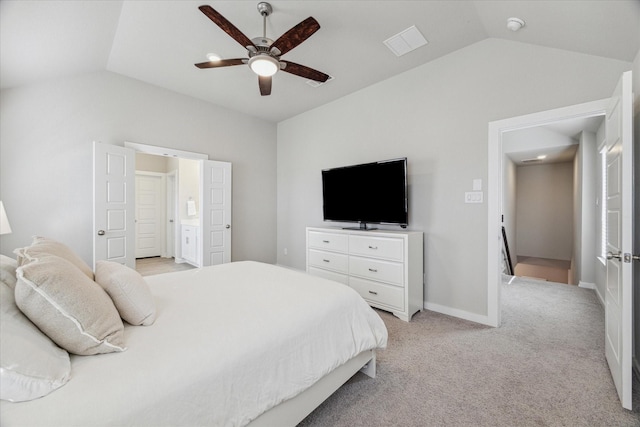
[{"left": 0, "top": 261, "right": 388, "bottom": 426}]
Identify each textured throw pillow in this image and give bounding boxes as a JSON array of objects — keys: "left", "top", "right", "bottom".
[
  {"left": 1, "top": 280, "right": 71, "bottom": 402},
  {"left": 95, "top": 261, "right": 156, "bottom": 326},
  {"left": 0, "top": 254, "right": 18, "bottom": 290},
  {"left": 14, "top": 236, "right": 94, "bottom": 279},
  {"left": 15, "top": 255, "right": 126, "bottom": 355}
]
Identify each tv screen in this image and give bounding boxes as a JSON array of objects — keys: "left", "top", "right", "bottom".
[{"left": 322, "top": 158, "right": 408, "bottom": 228}]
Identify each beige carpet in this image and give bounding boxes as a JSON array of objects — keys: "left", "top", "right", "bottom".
[{"left": 298, "top": 276, "right": 640, "bottom": 426}]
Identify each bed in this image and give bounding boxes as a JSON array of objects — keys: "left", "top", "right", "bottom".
[{"left": 0, "top": 244, "right": 388, "bottom": 427}]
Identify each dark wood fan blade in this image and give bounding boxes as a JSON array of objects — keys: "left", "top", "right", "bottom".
[
  {"left": 195, "top": 58, "right": 246, "bottom": 69},
  {"left": 258, "top": 75, "right": 272, "bottom": 96},
  {"left": 271, "top": 17, "right": 320, "bottom": 56},
  {"left": 281, "top": 61, "right": 329, "bottom": 82},
  {"left": 199, "top": 5, "right": 256, "bottom": 50}
]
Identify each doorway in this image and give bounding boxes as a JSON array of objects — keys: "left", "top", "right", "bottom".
[
  {"left": 93, "top": 141, "right": 232, "bottom": 271},
  {"left": 125, "top": 141, "right": 233, "bottom": 268},
  {"left": 488, "top": 71, "right": 634, "bottom": 409},
  {"left": 502, "top": 117, "right": 604, "bottom": 286},
  {"left": 134, "top": 153, "right": 201, "bottom": 269},
  {"left": 487, "top": 98, "right": 609, "bottom": 327}
]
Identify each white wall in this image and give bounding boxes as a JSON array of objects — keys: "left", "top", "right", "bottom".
[
  {"left": 574, "top": 131, "right": 597, "bottom": 286},
  {"left": 178, "top": 158, "right": 200, "bottom": 222},
  {"left": 0, "top": 70, "right": 278, "bottom": 265},
  {"left": 136, "top": 152, "right": 170, "bottom": 173},
  {"left": 277, "top": 38, "right": 631, "bottom": 320},
  {"left": 516, "top": 162, "right": 574, "bottom": 261},
  {"left": 502, "top": 156, "right": 517, "bottom": 270},
  {"left": 594, "top": 121, "right": 607, "bottom": 302}
]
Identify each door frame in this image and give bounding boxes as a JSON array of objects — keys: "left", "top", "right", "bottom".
[
  {"left": 487, "top": 98, "right": 609, "bottom": 327},
  {"left": 166, "top": 170, "right": 178, "bottom": 258}
]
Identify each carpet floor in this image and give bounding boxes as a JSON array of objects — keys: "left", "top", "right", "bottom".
[{"left": 298, "top": 276, "right": 640, "bottom": 426}]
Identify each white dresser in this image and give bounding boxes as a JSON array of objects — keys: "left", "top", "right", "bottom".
[{"left": 306, "top": 227, "right": 423, "bottom": 322}]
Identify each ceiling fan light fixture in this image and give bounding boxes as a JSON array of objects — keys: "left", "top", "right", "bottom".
[
  {"left": 249, "top": 55, "right": 279, "bottom": 77},
  {"left": 206, "top": 53, "right": 221, "bottom": 62}
]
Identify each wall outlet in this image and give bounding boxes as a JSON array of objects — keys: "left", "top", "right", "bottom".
[
  {"left": 283, "top": 248, "right": 288, "bottom": 255},
  {"left": 465, "top": 191, "right": 483, "bottom": 203}
]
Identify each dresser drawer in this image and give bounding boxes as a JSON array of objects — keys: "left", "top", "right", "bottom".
[
  {"left": 349, "top": 256, "right": 404, "bottom": 286},
  {"left": 308, "top": 267, "right": 349, "bottom": 285},
  {"left": 349, "top": 235, "right": 404, "bottom": 261},
  {"left": 308, "top": 249, "right": 348, "bottom": 274},
  {"left": 308, "top": 231, "right": 348, "bottom": 253},
  {"left": 349, "top": 276, "right": 404, "bottom": 311}
]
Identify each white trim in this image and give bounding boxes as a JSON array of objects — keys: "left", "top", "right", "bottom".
[
  {"left": 487, "top": 98, "right": 609, "bottom": 328},
  {"left": 593, "top": 283, "right": 605, "bottom": 307},
  {"left": 125, "top": 141, "right": 208, "bottom": 160},
  {"left": 424, "top": 301, "right": 492, "bottom": 326},
  {"left": 578, "top": 281, "right": 596, "bottom": 290}
]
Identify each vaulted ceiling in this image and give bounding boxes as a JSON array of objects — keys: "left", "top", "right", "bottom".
[{"left": 1, "top": 1, "right": 638, "bottom": 123}]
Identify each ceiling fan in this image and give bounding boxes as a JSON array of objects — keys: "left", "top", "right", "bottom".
[{"left": 195, "top": 2, "right": 330, "bottom": 96}]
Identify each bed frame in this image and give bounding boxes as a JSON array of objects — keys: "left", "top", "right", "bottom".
[{"left": 248, "top": 350, "right": 376, "bottom": 426}]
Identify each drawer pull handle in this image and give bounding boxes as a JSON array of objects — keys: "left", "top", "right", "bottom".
[
  {"left": 323, "top": 259, "right": 330, "bottom": 263},
  {"left": 368, "top": 290, "right": 378, "bottom": 295},
  {"left": 322, "top": 240, "right": 330, "bottom": 243},
  {"left": 368, "top": 245, "right": 378, "bottom": 250},
  {"left": 368, "top": 268, "right": 378, "bottom": 273}
]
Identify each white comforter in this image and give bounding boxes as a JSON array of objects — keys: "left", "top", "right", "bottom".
[{"left": 1, "top": 261, "right": 388, "bottom": 426}]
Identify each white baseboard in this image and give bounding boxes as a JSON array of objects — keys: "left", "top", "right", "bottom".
[
  {"left": 593, "top": 284, "right": 605, "bottom": 307},
  {"left": 424, "top": 301, "right": 492, "bottom": 327},
  {"left": 276, "top": 263, "right": 304, "bottom": 272},
  {"left": 578, "top": 281, "right": 595, "bottom": 290}
]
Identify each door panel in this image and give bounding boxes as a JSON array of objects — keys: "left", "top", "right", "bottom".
[
  {"left": 135, "top": 174, "right": 164, "bottom": 258},
  {"left": 200, "top": 160, "right": 231, "bottom": 266},
  {"left": 604, "top": 71, "right": 633, "bottom": 410},
  {"left": 93, "top": 142, "right": 135, "bottom": 268}
]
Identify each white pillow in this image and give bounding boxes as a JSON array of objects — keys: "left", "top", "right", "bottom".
[
  {"left": 15, "top": 236, "right": 94, "bottom": 279},
  {"left": 15, "top": 255, "right": 126, "bottom": 355},
  {"left": 0, "top": 280, "right": 71, "bottom": 402},
  {"left": 95, "top": 261, "right": 157, "bottom": 326},
  {"left": 0, "top": 254, "right": 17, "bottom": 290}
]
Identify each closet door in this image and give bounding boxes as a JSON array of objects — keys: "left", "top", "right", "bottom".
[
  {"left": 93, "top": 142, "right": 135, "bottom": 268},
  {"left": 200, "top": 160, "right": 232, "bottom": 266}
]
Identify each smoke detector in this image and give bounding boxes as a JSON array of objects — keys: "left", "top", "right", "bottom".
[{"left": 507, "top": 17, "right": 525, "bottom": 32}]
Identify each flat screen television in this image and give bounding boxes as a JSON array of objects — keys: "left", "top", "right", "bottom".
[{"left": 322, "top": 158, "right": 408, "bottom": 230}]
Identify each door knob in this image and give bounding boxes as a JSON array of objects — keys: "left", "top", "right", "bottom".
[
  {"left": 225, "top": 224, "right": 231, "bottom": 229},
  {"left": 607, "top": 251, "right": 622, "bottom": 260},
  {"left": 97, "top": 230, "right": 105, "bottom": 236},
  {"left": 623, "top": 253, "right": 640, "bottom": 263}
]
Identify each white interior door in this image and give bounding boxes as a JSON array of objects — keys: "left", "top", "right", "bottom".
[
  {"left": 135, "top": 173, "right": 165, "bottom": 258},
  {"left": 604, "top": 71, "right": 633, "bottom": 410},
  {"left": 200, "top": 160, "right": 232, "bottom": 266},
  {"left": 93, "top": 142, "right": 135, "bottom": 268}
]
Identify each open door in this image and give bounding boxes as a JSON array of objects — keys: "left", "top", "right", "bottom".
[
  {"left": 604, "top": 71, "right": 633, "bottom": 410},
  {"left": 93, "top": 142, "right": 135, "bottom": 268},
  {"left": 200, "top": 160, "right": 232, "bottom": 266}
]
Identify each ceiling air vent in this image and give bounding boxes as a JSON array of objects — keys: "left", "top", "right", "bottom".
[
  {"left": 521, "top": 158, "right": 541, "bottom": 164},
  {"left": 306, "top": 75, "right": 334, "bottom": 88},
  {"left": 383, "top": 25, "right": 428, "bottom": 56}
]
